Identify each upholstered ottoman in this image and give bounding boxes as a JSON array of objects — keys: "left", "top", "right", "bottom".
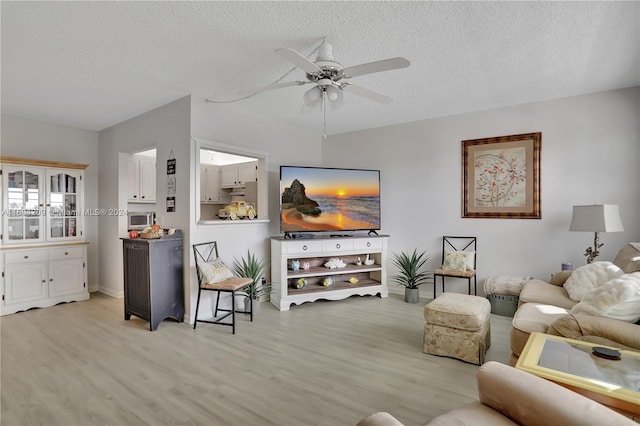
[{"left": 423, "top": 293, "right": 491, "bottom": 365}]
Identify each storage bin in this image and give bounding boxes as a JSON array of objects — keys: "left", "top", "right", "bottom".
[{"left": 487, "top": 294, "right": 519, "bottom": 317}]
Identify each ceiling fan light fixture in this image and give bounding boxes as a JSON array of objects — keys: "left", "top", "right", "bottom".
[
  {"left": 325, "top": 85, "right": 340, "bottom": 102},
  {"left": 303, "top": 86, "right": 322, "bottom": 105}
]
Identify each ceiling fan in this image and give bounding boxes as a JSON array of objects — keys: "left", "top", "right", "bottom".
[{"left": 239, "top": 40, "right": 410, "bottom": 111}]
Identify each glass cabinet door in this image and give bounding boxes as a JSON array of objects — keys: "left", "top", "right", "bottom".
[
  {"left": 47, "top": 170, "right": 81, "bottom": 240},
  {"left": 3, "top": 167, "right": 45, "bottom": 243}
]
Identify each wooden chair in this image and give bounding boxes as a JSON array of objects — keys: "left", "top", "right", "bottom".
[
  {"left": 432, "top": 236, "right": 477, "bottom": 299},
  {"left": 192, "top": 241, "right": 253, "bottom": 334}
]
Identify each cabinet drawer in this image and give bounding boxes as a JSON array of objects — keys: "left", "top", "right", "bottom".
[
  {"left": 321, "top": 239, "right": 354, "bottom": 253},
  {"left": 5, "top": 249, "right": 47, "bottom": 264},
  {"left": 286, "top": 240, "right": 322, "bottom": 255},
  {"left": 354, "top": 238, "right": 383, "bottom": 251},
  {"left": 48, "top": 246, "right": 84, "bottom": 261}
]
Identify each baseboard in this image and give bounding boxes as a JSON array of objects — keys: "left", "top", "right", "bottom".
[{"left": 97, "top": 288, "right": 124, "bottom": 298}]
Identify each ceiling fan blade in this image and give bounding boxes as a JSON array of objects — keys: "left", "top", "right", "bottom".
[
  {"left": 275, "top": 48, "right": 322, "bottom": 74},
  {"left": 342, "top": 57, "right": 410, "bottom": 79},
  {"left": 238, "top": 80, "right": 310, "bottom": 96},
  {"left": 341, "top": 83, "right": 393, "bottom": 104}
]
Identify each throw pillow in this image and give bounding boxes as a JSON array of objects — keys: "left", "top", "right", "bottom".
[
  {"left": 612, "top": 243, "right": 640, "bottom": 273},
  {"left": 549, "top": 270, "right": 573, "bottom": 286},
  {"left": 198, "top": 258, "right": 234, "bottom": 284},
  {"left": 442, "top": 251, "right": 470, "bottom": 272},
  {"left": 563, "top": 261, "right": 624, "bottom": 302},
  {"left": 571, "top": 272, "right": 640, "bottom": 323}
]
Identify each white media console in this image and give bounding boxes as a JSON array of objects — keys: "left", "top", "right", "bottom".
[{"left": 270, "top": 235, "right": 389, "bottom": 311}]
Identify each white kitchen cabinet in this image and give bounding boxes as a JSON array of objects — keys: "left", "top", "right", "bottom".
[
  {"left": 270, "top": 235, "right": 389, "bottom": 311},
  {"left": 3, "top": 250, "right": 48, "bottom": 306},
  {"left": 47, "top": 246, "right": 86, "bottom": 298},
  {"left": 220, "top": 161, "right": 257, "bottom": 187},
  {"left": 128, "top": 155, "right": 156, "bottom": 203},
  {"left": 200, "top": 165, "right": 220, "bottom": 203},
  {"left": 2, "top": 244, "right": 88, "bottom": 315}
]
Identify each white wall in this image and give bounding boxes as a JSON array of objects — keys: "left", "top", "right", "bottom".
[
  {"left": 97, "top": 96, "right": 192, "bottom": 298},
  {"left": 0, "top": 115, "right": 100, "bottom": 291},
  {"left": 324, "top": 87, "right": 640, "bottom": 296},
  {"left": 188, "top": 96, "right": 320, "bottom": 320}
]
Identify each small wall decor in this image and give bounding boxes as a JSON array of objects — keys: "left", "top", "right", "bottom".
[
  {"left": 166, "top": 150, "right": 176, "bottom": 213},
  {"left": 462, "top": 132, "right": 541, "bottom": 219}
]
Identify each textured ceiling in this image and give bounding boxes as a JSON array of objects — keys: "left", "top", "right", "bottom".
[{"left": 2, "top": 1, "right": 639, "bottom": 135}]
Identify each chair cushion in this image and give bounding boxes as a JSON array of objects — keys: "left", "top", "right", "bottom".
[
  {"left": 424, "top": 293, "right": 490, "bottom": 331},
  {"left": 201, "top": 276, "right": 253, "bottom": 291},
  {"left": 434, "top": 268, "right": 476, "bottom": 278}
]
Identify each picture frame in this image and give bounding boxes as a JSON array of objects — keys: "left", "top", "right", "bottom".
[{"left": 462, "top": 132, "right": 541, "bottom": 219}]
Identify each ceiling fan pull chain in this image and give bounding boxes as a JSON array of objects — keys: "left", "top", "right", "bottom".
[{"left": 323, "top": 91, "right": 327, "bottom": 140}]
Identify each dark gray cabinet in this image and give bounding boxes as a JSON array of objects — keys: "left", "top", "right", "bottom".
[{"left": 122, "top": 231, "right": 184, "bottom": 331}]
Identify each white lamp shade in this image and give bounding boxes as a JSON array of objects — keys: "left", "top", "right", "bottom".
[{"left": 569, "top": 204, "right": 624, "bottom": 232}]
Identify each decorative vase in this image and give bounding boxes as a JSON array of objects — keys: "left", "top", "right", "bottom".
[
  {"left": 245, "top": 297, "right": 261, "bottom": 315},
  {"left": 405, "top": 287, "right": 419, "bottom": 303}
]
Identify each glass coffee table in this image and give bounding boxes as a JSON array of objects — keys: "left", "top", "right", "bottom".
[{"left": 516, "top": 332, "right": 640, "bottom": 418}]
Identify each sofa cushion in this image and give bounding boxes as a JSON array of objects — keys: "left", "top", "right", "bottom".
[
  {"left": 477, "top": 361, "right": 636, "bottom": 426},
  {"left": 612, "top": 243, "right": 640, "bottom": 273},
  {"left": 518, "top": 279, "right": 576, "bottom": 309},
  {"left": 510, "top": 303, "right": 570, "bottom": 357},
  {"left": 571, "top": 272, "right": 640, "bottom": 323},
  {"left": 427, "top": 401, "right": 516, "bottom": 426},
  {"left": 548, "top": 270, "right": 572, "bottom": 286},
  {"left": 356, "top": 412, "right": 404, "bottom": 426},
  {"left": 547, "top": 313, "right": 640, "bottom": 350},
  {"left": 563, "top": 261, "right": 623, "bottom": 302}
]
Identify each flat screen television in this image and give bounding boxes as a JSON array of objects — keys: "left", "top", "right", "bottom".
[{"left": 280, "top": 165, "right": 381, "bottom": 235}]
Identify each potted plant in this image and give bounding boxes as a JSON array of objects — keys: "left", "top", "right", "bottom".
[
  {"left": 232, "top": 250, "right": 270, "bottom": 314},
  {"left": 391, "top": 249, "right": 432, "bottom": 303}
]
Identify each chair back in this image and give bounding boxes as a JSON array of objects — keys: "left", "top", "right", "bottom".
[
  {"left": 442, "top": 236, "right": 477, "bottom": 269},
  {"left": 193, "top": 241, "right": 220, "bottom": 285}
]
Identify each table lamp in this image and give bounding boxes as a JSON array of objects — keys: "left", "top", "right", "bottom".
[{"left": 569, "top": 204, "right": 624, "bottom": 263}]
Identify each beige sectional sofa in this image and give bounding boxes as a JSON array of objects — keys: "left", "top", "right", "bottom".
[
  {"left": 356, "top": 361, "right": 635, "bottom": 426},
  {"left": 509, "top": 243, "right": 640, "bottom": 365}
]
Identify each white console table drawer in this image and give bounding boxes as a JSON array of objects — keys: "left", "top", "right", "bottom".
[
  {"left": 5, "top": 249, "right": 46, "bottom": 264},
  {"left": 353, "top": 238, "right": 383, "bottom": 251},
  {"left": 286, "top": 240, "right": 322, "bottom": 255},
  {"left": 321, "top": 239, "right": 354, "bottom": 253},
  {"left": 48, "top": 246, "right": 84, "bottom": 260}
]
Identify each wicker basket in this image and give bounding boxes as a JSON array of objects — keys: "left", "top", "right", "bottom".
[
  {"left": 487, "top": 294, "right": 519, "bottom": 317},
  {"left": 140, "top": 230, "right": 163, "bottom": 239}
]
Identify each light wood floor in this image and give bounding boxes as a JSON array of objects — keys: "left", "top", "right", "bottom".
[{"left": 1, "top": 292, "right": 512, "bottom": 426}]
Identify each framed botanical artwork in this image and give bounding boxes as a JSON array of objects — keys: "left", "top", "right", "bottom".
[{"left": 462, "top": 132, "right": 541, "bottom": 219}]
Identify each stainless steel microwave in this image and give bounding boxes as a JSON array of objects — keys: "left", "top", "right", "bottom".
[{"left": 128, "top": 211, "right": 156, "bottom": 230}]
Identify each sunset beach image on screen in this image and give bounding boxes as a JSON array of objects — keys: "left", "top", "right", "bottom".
[{"left": 280, "top": 166, "right": 381, "bottom": 232}]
